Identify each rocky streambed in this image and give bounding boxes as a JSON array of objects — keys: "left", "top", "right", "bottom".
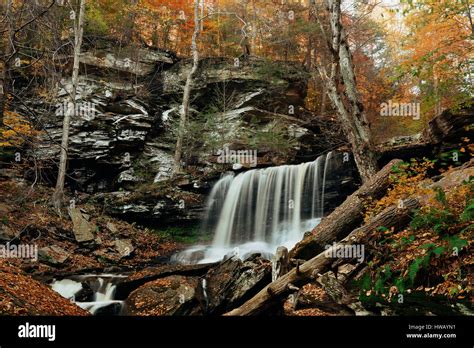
[{"left": 49, "top": 253, "right": 272, "bottom": 316}]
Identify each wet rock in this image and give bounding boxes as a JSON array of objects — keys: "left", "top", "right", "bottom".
[
  {"left": 94, "top": 302, "right": 123, "bottom": 316},
  {"left": 38, "top": 245, "right": 70, "bottom": 266},
  {"left": 125, "top": 275, "right": 203, "bottom": 316},
  {"left": 205, "top": 255, "right": 271, "bottom": 314},
  {"left": 75, "top": 283, "right": 94, "bottom": 302}
]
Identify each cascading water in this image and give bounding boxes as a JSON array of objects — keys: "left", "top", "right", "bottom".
[
  {"left": 175, "top": 153, "right": 334, "bottom": 264},
  {"left": 51, "top": 274, "right": 126, "bottom": 315}
]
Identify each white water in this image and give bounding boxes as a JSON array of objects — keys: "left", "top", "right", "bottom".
[
  {"left": 50, "top": 274, "right": 126, "bottom": 315},
  {"left": 175, "top": 153, "right": 333, "bottom": 264},
  {"left": 51, "top": 279, "right": 83, "bottom": 300}
]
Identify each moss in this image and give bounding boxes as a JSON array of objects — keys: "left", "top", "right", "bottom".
[{"left": 151, "top": 225, "right": 212, "bottom": 245}]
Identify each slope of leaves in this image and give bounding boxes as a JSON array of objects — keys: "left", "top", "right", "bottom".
[
  {"left": 356, "top": 167, "right": 473, "bottom": 303},
  {"left": 0, "top": 259, "right": 89, "bottom": 316}
]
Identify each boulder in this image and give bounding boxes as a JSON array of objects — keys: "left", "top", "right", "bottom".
[
  {"left": 68, "top": 207, "right": 96, "bottom": 243},
  {"left": 113, "top": 239, "right": 134, "bottom": 258},
  {"left": 205, "top": 255, "right": 271, "bottom": 314},
  {"left": 94, "top": 302, "right": 123, "bottom": 316},
  {"left": 74, "top": 283, "right": 94, "bottom": 302},
  {"left": 125, "top": 275, "right": 203, "bottom": 316},
  {"left": 115, "top": 263, "right": 215, "bottom": 300},
  {"left": 38, "top": 245, "right": 70, "bottom": 265}
]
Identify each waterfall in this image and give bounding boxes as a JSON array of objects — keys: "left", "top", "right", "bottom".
[{"left": 174, "top": 153, "right": 334, "bottom": 264}]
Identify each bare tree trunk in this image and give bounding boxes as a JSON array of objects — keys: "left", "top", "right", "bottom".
[
  {"left": 174, "top": 0, "right": 200, "bottom": 173},
  {"left": 52, "top": 0, "right": 86, "bottom": 209},
  {"left": 314, "top": 0, "right": 379, "bottom": 182}
]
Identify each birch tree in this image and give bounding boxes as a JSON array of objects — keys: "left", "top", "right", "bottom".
[
  {"left": 313, "top": 0, "right": 379, "bottom": 182},
  {"left": 52, "top": 0, "right": 86, "bottom": 209},
  {"left": 174, "top": 0, "right": 200, "bottom": 173}
]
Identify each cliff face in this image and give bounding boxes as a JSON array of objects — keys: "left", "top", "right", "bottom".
[{"left": 19, "top": 41, "right": 356, "bottom": 227}]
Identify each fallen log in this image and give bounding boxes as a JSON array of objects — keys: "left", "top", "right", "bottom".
[
  {"left": 290, "top": 158, "right": 403, "bottom": 260},
  {"left": 225, "top": 198, "right": 419, "bottom": 316}
]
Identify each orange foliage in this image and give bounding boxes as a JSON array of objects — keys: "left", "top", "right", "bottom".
[{"left": 0, "top": 110, "right": 39, "bottom": 148}]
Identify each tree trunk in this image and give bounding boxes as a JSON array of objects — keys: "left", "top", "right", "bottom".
[
  {"left": 290, "top": 159, "right": 402, "bottom": 261},
  {"left": 225, "top": 198, "right": 419, "bottom": 316},
  {"left": 174, "top": 0, "right": 200, "bottom": 174},
  {"left": 314, "top": 0, "right": 379, "bottom": 183},
  {"left": 52, "top": 0, "right": 86, "bottom": 209}
]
